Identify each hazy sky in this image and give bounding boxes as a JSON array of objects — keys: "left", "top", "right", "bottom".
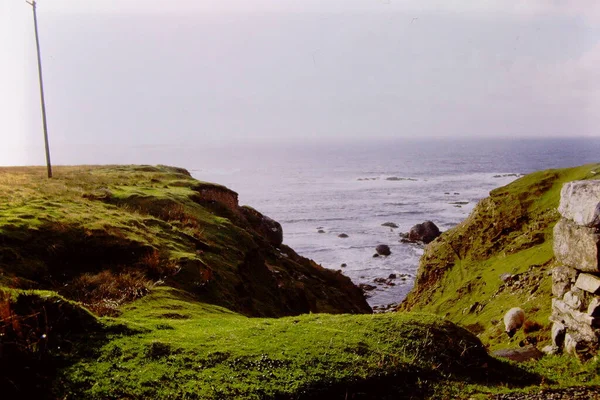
[{"left": 1, "top": 0, "right": 599, "bottom": 165}]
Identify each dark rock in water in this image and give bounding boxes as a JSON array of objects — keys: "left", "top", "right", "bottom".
[
  {"left": 316, "top": 226, "right": 323, "bottom": 229},
  {"left": 444, "top": 192, "right": 450, "bottom": 195},
  {"left": 358, "top": 283, "right": 377, "bottom": 292},
  {"left": 493, "top": 173, "right": 521, "bottom": 178},
  {"left": 341, "top": 263, "right": 347, "bottom": 268},
  {"left": 317, "top": 229, "right": 325, "bottom": 233},
  {"left": 408, "top": 221, "right": 441, "bottom": 244},
  {"left": 400, "top": 238, "right": 412, "bottom": 244},
  {"left": 374, "top": 277, "right": 387, "bottom": 284},
  {"left": 386, "top": 177, "right": 417, "bottom": 181},
  {"left": 381, "top": 222, "right": 399, "bottom": 228},
  {"left": 388, "top": 274, "right": 397, "bottom": 279},
  {"left": 492, "top": 345, "right": 543, "bottom": 362},
  {"left": 338, "top": 233, "right": 349, "bottom": 238},
  {"left": 399, "top": 232, "right": 408, "bottom": 238},
  {"left": 375, "top": 244, "right": 391, "bottom": 256},
  {"left": 372, "top": 254, "right": 380, "bottom": 258}
]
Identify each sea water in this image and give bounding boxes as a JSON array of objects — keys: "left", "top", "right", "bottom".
[
  {"left": 46, "top": 137, "right": 599, "bottom": 308},
  {"left": 186, "top": 138, "right": 600, "bottom": 308}
]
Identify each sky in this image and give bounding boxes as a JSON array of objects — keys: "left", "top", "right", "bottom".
[{"left": 1, "top": 0, "right": 600, "bottom": 166}]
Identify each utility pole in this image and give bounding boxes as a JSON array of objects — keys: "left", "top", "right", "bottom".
[{"left": 26, "top": 0, "right": 52, "bottom": 178}]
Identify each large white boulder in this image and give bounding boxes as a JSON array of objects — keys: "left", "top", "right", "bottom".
[
  {"left": 558, "top": 180, "right": 600, "bottom": 227},
  {"left": 554, "top": 218, "right": 600, "bottom": 272}
]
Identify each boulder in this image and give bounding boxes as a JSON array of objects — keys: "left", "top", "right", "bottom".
[
  {"left": 564, "top": 332, "right": 599, "bottom": 360},
  {"left": 563, "top": 289, "right": 585, "bottom": 311},
  {"left": 541, "top": 345, "right": 560, "bottom": 355},
  {"left": 588, "top": 298, "right": 600, "bottom": 317},
  {"left": 553, "top": 218, "right": 600, "bottom": 272},
  {"left": 338, "top": 233, "right": 349, "bottom": 238},
  {"left": 492, "top": 345, "right": 543, "bottom": 362},
  {"left": 408, "top": 221, "right": 441, "bottom": 244},
  {"left": 358, "top": 283, "right": 376, "bottom": 292},
  {"left": 557, "top": 180, "right": 600, "bottom": 227},
  {"left": 552, "top": 266, "right": 578, "bottom": 298},
  {"left": 375, "top": 245, "right": 391, "bottom": 256},
  {"left": 550, "top": 299, "right": 597, "bottom": 339},
  {"left": 575, "top": 273, "right": 600, "bottom": 295}
]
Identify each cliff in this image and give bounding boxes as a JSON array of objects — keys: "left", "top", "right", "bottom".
[
  {"left": 398, "top": 163, "right": 600, "bottom": 352},
  {"left": 0, "top": 165, "right": 370, "bottom": 317}
]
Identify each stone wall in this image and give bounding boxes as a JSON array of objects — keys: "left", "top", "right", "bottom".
[{"left": 550, "top": 180, "right": 600, "bottom": 359}]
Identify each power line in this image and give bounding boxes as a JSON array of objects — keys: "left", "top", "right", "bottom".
[{"left": 26, "top": 0, "right": 52, "bottom": 178}]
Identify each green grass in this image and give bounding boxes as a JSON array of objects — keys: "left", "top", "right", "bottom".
[
  {"left": 2, "top": 164, "right": 600, "bottom": 399},
  {"left": 0, "top": 165, "right": 369, "bottom": 318},
  {"left": 50, "top": 286, "right": 540, "bottom": 399},
  {"left": 399, "top": 163, "right": 600, "bottom": 351}
]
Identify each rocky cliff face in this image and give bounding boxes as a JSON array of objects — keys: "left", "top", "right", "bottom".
[{"left": 550, "top": 180, "right": 600, "bottom": 359}]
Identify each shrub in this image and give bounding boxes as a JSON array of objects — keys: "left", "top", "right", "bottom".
[{"left": 63, "top": 270, "right": 152, "bottom": 316}]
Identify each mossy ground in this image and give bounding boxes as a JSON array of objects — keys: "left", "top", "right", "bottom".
[{"left": 4, "top": 286, "right": 543, "bottom": 399}]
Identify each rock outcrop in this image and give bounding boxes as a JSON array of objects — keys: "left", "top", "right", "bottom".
[
  {"left": 550, "top": 180, "right": 600, "bottom": 359},
  {"left": 376, "top": 244, "right": 391, "bottom": 256},
  {"left": 240, "top": 206, "right": 283, "bottom": 247},
  {"left": 407, "top": 221, "right": 441, "bottom": 244}
]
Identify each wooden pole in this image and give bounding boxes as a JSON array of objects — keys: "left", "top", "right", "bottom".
[{"left": 27, "top": 0, "right": 52, "bottom": 178}]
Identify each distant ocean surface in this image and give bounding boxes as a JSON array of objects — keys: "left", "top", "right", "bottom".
[
  {"left": 181, "top": 137, "right": 598, "bottom": 308},
  {"left": 53, "top": 137, "right": 600, "bottom": 308}
]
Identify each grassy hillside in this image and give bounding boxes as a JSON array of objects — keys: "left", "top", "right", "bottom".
[
  {"left": 2, "top": 165, "right": 599, "bottom": 399},
  {"left": 2, "top": 285, "right": 544, "bottom": 399},
  {"left": 0, "top": 165, "right": 369, "bottom": 317},
  {"left": 398, "top": 163, "right": 600, "bottom": 351}
]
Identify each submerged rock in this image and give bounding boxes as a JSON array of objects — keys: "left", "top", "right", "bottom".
[
  {"left": 381, "top": 222, "right": 399, "bottom": 228},
  {"left": 358, "top": 283, "right": 377, "bottom": 292},
  {"left": 338, "top": 233, "right": 349, "bottom": 238}
]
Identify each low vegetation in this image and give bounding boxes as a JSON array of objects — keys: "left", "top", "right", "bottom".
[
  {"left": 1, "top": 164, "right": 599, "bottom": 398},
  {"left": 399, "top": 163, "right": 600, "bottom": 352}
]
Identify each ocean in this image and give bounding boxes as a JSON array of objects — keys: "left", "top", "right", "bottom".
[
  {"left": 53, "top": 137, "right": 600, "bottom": 308},
  {"left": 183, "top": 137, "right": 600, "bottom": 309}
]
